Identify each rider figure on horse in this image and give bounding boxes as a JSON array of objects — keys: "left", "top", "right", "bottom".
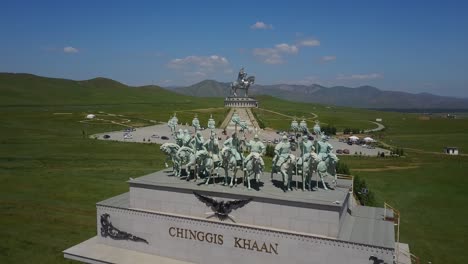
[
  {"left": 182, "top": 129, "right": 191, "bottom": 147},
  {"left": 204, "top": 130, "right": 220, "bottom": 164},
  {"left": 316, "top": 133, "right": 333, "bottom": 160},
  {"left": 238, "top": 67, "right": 248, "bottom": 87},
  {"left": 298, "top": 135, "right": 314, "bottom": 164},
  {"left": 223, "top": 133, "right": 243, "bottom": 166},
  {"left": 244, "top": 134, "right": 266, "bottom": 168},
  {"left": 273, "top": 135, "right": 291, "bottom": 168}
]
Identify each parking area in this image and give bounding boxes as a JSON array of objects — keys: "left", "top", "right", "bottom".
[{"left": 93, "top": 124, "right": 389, "bottom": 156}]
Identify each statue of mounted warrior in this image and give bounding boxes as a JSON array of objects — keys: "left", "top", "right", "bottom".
[{"left": 231, "top": 67, "right": 255, "bottom": 97}]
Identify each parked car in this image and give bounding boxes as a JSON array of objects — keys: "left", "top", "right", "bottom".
[
  {"left": 347, "top": 141, "right": 353, "bottom": 145},
  {"left": 124, "top": 134, "right": 133, "bottom": 139},
  {"left": 103, "top": 134, "right": 111, "bottom": 139},
  {"left": 151, "top": 134, "right": 159, "bottom": 138},
  {"left": 343, "top": 149, "right": 350, "bottom": 154},
  {"left": 161, "top": 136, "right": 169, "bottom": 140},
  {"left": 336, "top": 149, "right": 343, "bottom": 154}
]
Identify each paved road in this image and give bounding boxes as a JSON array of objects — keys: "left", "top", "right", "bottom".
[{"left": 364, "top": 121, "right": 385, "bottom": 133}]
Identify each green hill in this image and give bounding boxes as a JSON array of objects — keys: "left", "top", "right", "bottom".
[
  {"left": 173, "top": 79, "right": 230, "bottom": 97},
  {"left": 0, "top": 73, "right": 189, "bottom": 105},
  {"left": 170, "top": 79, "right": 468, "bottom": 109}
]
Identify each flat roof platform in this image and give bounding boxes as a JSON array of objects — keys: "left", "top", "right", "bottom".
[{"left": 128, "top": 169, "right": 353, "bottom": 211}]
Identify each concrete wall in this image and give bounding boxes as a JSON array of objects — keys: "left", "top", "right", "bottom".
[
  {"left": 96, "top": 205, "right": 394, "bottom": 264},
  {"left": 129, "top": 186, "right": 341, "bottom": 238}
]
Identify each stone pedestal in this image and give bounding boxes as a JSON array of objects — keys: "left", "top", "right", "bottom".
[
  {"left": 224, "top": 97, "right": 258, "bottom": 108},
  {"left": 64, "top": 170, "right": 396, "bottom": 264}
]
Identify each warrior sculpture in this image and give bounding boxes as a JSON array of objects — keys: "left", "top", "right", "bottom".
[
  {"left": 203, "top": 131, "right": 222, "bottom": 184},
  {"left": 207, "top": 114, "right": 216, "bottom": 130},
  {"left": 313, "top": 120, "right": 321, "bottom": 135},
  {"left": 297, "top": 135, "right": 319, "bottom": 191},
  {"left": 244, "top": 134, "right": 266, "bottom": 189},
  {"left": 272, "top": 135, "right": 296, "bottom": 192},
  {"left": 315, "top": 133, "right": 336, "bottom": 190},
  {"left": 221, "top": 133, "right": 244, "bottom": 186},
  {"left": 192, "top": 115, "right": 201, "bottom": 132}
]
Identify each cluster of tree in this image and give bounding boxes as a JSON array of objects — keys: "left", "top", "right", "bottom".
[
  {"left": 377, "top": 151, "right": 386, "bottom": 158},
  {"left": 353, "top": 175, "right": 376, "bottom": 206},
  {"left": 252, "top": 111, "right": 266, "bottom": 129},
  {"left": 343, "top": 128, "right": 363, "bottom": 134},
  {"left": 390, "top": 147, "right": 405, "bottom": 157},
  {"left": 265, "top": 144, "right": 275, "bottom": 157},
  {"left": 336, "top": 161, "right": 350, "bottom": 175},
  {"left": 321, "top": 125, "right": 337, "bottom": 135}
]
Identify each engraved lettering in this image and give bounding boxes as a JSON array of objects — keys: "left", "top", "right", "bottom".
[
  {"left": 234, "top": 237, "right": 243, "bottom": 248},
  {"left": 269, "top": 243, "right": 279, "bottom": 255},
  {"left": 205, "top": 233, "right": 213, "bottom": 243},
  {"left": 189, "top": 229, "right": 197, "bottom": 240},
  {"left": 252, "top": 240, "right": 259, "bottom": 251},
  {"left": 168, "top": 227, "right": 176, "bottom": 237},
  {"left": 176, "top": 228, "right": 183, "bottom": 238}
]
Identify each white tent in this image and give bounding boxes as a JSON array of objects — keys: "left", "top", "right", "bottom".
[
  {"left": 348, "top": 135, "right": 359, "bottom": 141},
  {"left": 363, "top": 137, "right": 374, "bottom": 142},
  {"left": 86, "top": 114, "right": 95, "bottom": 119}
]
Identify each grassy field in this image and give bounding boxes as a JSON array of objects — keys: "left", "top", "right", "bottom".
[{"left": 1, "top": 74, "right": 467, "bottom": 263}]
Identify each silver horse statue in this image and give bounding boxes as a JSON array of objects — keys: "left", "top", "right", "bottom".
[
  {"left": 271, "top": 154, "right": 297, "bottom": 192},
  {"left": 160, "top": 143, "right": 181, "bottom": 176},
  {"left": 231, "top": 67, "right": 255, "bottom": 97},
  {"left": 300, "top": 152, "right": 320, "bottom": 191},
  {"left": 221, "top": 147, "right": 240, "bottom": 187},
  {"left": 243, "top": 152, "right": 263, "bottom": 190},
  {"left": 316, "top": 153, "right": 339, "bottom": 190}
]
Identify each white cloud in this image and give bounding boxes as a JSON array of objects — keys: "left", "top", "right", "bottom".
[
  {"left": 63, "top": 46, "right": 78, "bottom": 53},
  {"left": 250, "top": 21, "right": 273, "bottom": 30},
  {"left": 275, "top": 43, "right": 298, "bottom": 54},
  {"left": 253, "top": 43, "right": 298, "bottom": 64},
  {"left": 337, "top": 73, "right": 383, "bottom": 80},
  {"left": 299, "top": 39, "right": 320, "bottom": 47},
  {"left": 167, "top": 55, "right": 228, "bottom": 70},
  {"left": 321, "top": 55, "right": 336, "bottom": 62},
  {"left": 252, "top": 37, "right": 320, "bottom": 64}
]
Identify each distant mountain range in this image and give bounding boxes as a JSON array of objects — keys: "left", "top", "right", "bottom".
[{"left": 171, "top": 80, "right": 468, "bottom": 109}]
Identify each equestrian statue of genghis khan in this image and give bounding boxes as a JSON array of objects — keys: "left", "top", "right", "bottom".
[
  {"left": 231, "top": 67, "right": 255, "bottom": 97},
  {"left": 243, "top": 134, "right": 266, "bottom": 189}
]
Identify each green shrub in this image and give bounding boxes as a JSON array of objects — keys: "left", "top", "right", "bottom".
[
  {"left": 353, "top": 175, "right": 377, "bottom": 206},
  {"left": 265, "top": 144, "right": 275, "bottom": 157}
]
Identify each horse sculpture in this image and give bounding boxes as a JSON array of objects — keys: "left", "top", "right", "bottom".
[
  {"left": 300, "top": 152, "right": 320, "bottom": 191},
  {"left": 316, "top": 153, "right": 339, "bottom": 190},
  {"left": 271, "top": 154, "right": 297, "bottom": 192},
  {"left": 192, "top": 150, "right": 216, "bottom": 184},
  {"left": 221, "top": 147, "right": 240, "bottom": 187},
  {"left": 176, "top": 146, "right": 196, "bottom": 180},
  {"left": 231, "top": 76, "right": 255, "bottom": 97},
  {"left": 160, "top": 143, "right": 181, "bottom": 176},
  {"left": 243, "top": 153, "right": 263, "bottom": 190}
]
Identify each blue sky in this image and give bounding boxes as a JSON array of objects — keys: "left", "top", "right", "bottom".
[{"left": 1, "top": 0, "right": 467, "bottom": 97}]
